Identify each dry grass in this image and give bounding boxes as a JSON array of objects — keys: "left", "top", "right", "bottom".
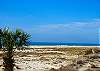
[
  {"left": 0, "top": 46, "right": 100, "bottom": 71},
  {"left": 8, "top": 47, "right": 100, "bottom": 57},
  {"left": 49, "top": 65, "right": 78, "bottom": 71}
]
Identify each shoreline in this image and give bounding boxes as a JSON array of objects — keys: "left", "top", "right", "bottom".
[{"left": 27, "top": 45, "right": 100, "bottom": 48}]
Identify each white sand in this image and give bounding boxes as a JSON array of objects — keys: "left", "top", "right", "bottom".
[{"left": 0, "top": 46, "right": 100, "bottom": 71}]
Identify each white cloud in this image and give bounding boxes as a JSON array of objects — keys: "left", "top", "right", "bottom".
[{"left": 31, "top": 19, "right": 100, "bottom": 34}]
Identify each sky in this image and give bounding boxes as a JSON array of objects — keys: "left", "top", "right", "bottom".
[{"left": 0, "top": 0, "right": 100, "bottom": 44}]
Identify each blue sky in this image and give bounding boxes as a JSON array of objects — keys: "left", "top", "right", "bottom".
[{"left": 0, "top": 0, "right": 100, "bottom": 44}]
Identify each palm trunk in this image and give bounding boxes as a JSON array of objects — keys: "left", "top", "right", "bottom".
[
  {"left": 3, "top": 48, "right": 14, "bottom": 71},
  {"left": 3, "top": 55, "right": 14, "bottom": 71}
]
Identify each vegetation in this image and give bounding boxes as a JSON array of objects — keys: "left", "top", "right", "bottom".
[
  {"left": 0, "top": 29, "right": 2, "bottom": 48},
  {"left": 0, "top": 28, "right": 30, "bottom": 71}
]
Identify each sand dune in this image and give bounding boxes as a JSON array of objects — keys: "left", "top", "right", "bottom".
[{"left": 0, "top": 46, "right": 100, "bottom": 71}]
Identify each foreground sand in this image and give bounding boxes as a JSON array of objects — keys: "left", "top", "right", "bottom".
[{"left": 0, "top": 46, "right": 100, "bottom": 71}]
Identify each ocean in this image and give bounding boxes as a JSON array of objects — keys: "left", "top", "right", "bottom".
[{"left": 30, "top": 42, "right": 100, "bottom": 46}]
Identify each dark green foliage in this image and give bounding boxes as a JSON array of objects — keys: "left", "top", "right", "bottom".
[
  {"left": 15, "top": 29, "right": 30, "bottom": 47},
  {"left": 0, "top": 29, "right": 2, "bottom": 48},
  {"left": 0, "top": 28, "right": 30, "bottom": 71}
]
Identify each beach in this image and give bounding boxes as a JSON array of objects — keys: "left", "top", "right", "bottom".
[{"left": 0, "top": 46, "right": 100, "bottom": 71}]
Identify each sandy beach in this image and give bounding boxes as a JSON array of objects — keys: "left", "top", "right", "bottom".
[{"left": 0, "top": 46, "right": 100, "bottom": 71}]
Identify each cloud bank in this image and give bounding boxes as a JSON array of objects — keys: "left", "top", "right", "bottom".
[
  {"left": 29, "top": 19, "right": 100, "bottom": 43},
  {"left": 0, "top": 18, "right": 100, "bottom": 43}
]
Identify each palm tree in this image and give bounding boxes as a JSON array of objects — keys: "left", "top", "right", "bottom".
[
  {"left": 2, "top": 28, "right": 15, "bottom": 71},
  {"left": 15, "top": 29, "right": 30, "bottom": 49},
  {"left": 0, "top": 28, "right": 30, "bottom": 71}
]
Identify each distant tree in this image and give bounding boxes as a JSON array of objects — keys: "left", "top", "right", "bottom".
[
  {"left": 0, "top": 29, "right": 2, "bottom": 48},
  {"left": 0, "top": 28, "right": 30, "bottom": 71}
]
